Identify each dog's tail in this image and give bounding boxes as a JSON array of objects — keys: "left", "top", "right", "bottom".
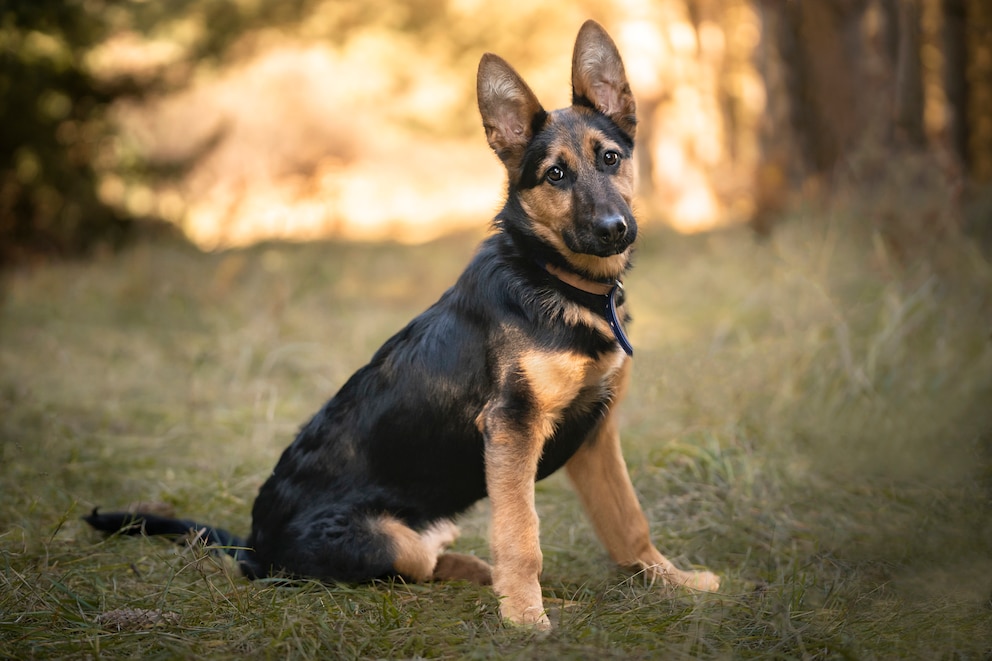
[{"left": 83, "top": 508, "right": 262, "bottom": 579}]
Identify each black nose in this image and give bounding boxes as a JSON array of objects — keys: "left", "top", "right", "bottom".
[{"left": 594, "top": 214, "right": 628, "bottom": 244}]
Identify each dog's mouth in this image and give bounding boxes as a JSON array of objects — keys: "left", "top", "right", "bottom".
[{"left": 564, "top": 220, "right": 637, "bottom": 258}]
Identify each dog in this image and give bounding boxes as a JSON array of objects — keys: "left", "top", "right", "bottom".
[{"left": 85, "top": 20, "right": 720, "bottom": 629}]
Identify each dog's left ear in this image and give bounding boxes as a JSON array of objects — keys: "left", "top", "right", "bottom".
[{"left": 571, "top": 20, "right": 637, "bottom": 139}]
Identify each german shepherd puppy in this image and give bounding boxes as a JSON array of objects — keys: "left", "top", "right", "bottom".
[{"left": 85, "top": 20, "right": 719, "bottom": 629}]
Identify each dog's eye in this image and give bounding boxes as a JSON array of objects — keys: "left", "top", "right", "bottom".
[
  {"left": 546, "top": 166, "right": 565, "bottom": 183},
  {"left": 603, "top": 150, "right": 620, "bottom": 167}
]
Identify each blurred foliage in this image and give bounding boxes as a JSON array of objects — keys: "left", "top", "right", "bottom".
[
  {"left": 2, "top": 0, "right": 990, "bottom": 266},
  {"left": 0, "top": 0, "right": 537, "bottom": 266},
  {"left": 0, "top": 0, "right": 128, "bottom": 266},
  {"left": 0, "top": 0, "right": 338, "bottom": 267}
]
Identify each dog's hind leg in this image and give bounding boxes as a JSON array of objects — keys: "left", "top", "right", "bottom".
[
  {"left": 377, "top": 516, "right": 492, "bottom": 584},
  {"left": 376, "top": 516, "right": 462, "bottom": 583}
]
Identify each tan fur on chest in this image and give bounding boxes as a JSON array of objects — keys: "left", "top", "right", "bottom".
[{"left": 518, "top": 348, "right": 627, "bottom": 441}]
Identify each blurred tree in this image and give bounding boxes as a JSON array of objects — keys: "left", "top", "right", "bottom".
[
  {"left": 893, "top": 0, "right": 925, "bottom": 147},
  {"left": 0, "top": 0, "right": 352, "bottom": 268},
  {"left": 748, "top": 0, "right": 977, "bottom": 241},
  {"left": 962, "top": 0, "right": 992, "bottom": 182},
  {"left": 750, "top": 0, "right": 814, "bottom": 235},
  {"left": 942, "top": 0, "right": 970, "bottom": 172},
  {"left": 0, "top": 0, "right": 129, "bottom": 267}
]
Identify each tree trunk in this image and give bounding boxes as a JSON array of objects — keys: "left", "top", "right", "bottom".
[
  {"left": 942, "top": 0, "right": 970, "bottom": 171},
  {"left": 892, "top": 0, "right": 926, "bottom": 147},
  {"left": 966, "top": 0, "right": 992, "bottom": 181}
]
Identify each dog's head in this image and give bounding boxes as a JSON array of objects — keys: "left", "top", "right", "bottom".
[{"left": 478, "top": 20, "right": 637, "bottom": 280}]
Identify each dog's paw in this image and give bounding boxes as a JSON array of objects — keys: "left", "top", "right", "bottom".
[
  {"left": 683, "top": 570, "right": 720, "bottom": 593},
  {"left": 433, "top": 552, "right": 493, "bottom": 585},
  {"left": 500, "top": 601, "right": 551, "bottom": 631},
  {"left": 644, "top": 562, "right": 721, "bottom": 593}
]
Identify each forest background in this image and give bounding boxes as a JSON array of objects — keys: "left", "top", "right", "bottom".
[{"left": 3, "top": 0, "right": 990, "bottom": 259}]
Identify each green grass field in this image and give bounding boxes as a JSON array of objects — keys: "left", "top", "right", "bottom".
[{"left": 2, "top": 212, "right": 990, "bottom": 659}]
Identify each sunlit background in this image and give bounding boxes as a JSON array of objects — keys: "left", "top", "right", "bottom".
[
  {"left": 89, "top": 0, "right": 768, "bottom": 247},
  {"left": 2, "top": 0, "right": 991, "bottom": 256}
]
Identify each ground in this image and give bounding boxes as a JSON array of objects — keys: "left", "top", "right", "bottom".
[{"left": 1, "top": 213, "right": 990, "bottom": 659}]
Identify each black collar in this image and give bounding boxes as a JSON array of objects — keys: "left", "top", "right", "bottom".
[{"left": 538, "top": 261, "right": 633, "bottom": 356}]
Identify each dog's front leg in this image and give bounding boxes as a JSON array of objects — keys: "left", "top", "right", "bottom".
[
  {"left": 483, "top": 419, "right": 550, "bottom": 629},
  {"left": 565, "top": 369, "right": 720, "bottom": 592}
]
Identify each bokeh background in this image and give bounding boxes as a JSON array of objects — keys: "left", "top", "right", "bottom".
[{"left": 3, "top": 0, "right": 990, "bottom": 262}]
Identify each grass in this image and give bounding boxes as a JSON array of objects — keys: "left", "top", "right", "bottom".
[{"left": 1, "top": 210, "right": 991, "bottom": 659}]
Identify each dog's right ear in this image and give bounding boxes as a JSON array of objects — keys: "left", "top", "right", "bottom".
[{"left": 477, "top": 54, "right": 546, "bottom": 174}]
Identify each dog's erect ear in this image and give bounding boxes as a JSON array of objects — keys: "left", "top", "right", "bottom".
[
  {"left": 477, "top": 53, "right": 546, "bottom": 173},
  {"left": 571, "top": 20, "right": 636, "bottom": 139}
]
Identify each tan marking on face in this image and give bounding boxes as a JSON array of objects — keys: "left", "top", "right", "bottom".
[
  {"left": 517, "top": 120, "right": 636, "bottom": 280},
  {"left": 518, "top": 126, "right": 577, "bottom": 240},
  {"left": 579, "top": 127, "right": 636, "bottom": 206},
  {"left": 563, "top": 249, "right": 633, "bottom": 280}
]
